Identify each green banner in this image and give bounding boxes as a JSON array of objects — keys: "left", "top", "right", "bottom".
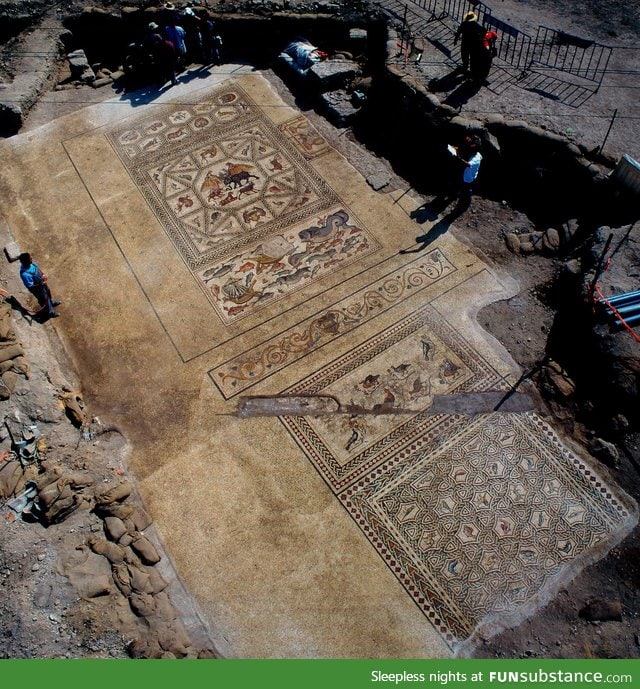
[{"left": 0, "top": 659, "right": 638, "bottom": 689}]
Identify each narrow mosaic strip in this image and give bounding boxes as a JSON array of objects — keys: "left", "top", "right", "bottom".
[
  {"left": 341, "top": 412, "right": 630, "bottom": 647},
  {"left": 210, "top": 248, "right": 457, "bottom": 398}
]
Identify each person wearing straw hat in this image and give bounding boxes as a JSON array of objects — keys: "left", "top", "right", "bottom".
[{"left": 454, "top": 11, "right": 484, "bottom": 72}]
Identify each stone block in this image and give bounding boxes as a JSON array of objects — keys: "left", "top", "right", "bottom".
[
  {"left": 423, "top": 93, "right": 441, "bottom": 111},
  {"left": 450, "top": 115, "right": 482, "bottom": 132},
  {"left": 349, "top": 28, "right": 367, "bottom": 42},
  {"left": 530, "top": 231, "right": 544, "bottom": 249},
  {"left": 309, "top": 60, "right": 359, "bottom": 92},
  {"left": 68, "top": 49, "right": 89, "bottom": 70},
  {"left": 4, "top": 242, "right": 20, "bottom": 262},
  {"left": 505, "top": 233, "right": 520, "bottom": 253},
  {"left": 81, "top": 68, "right": 97, "bottom": 84},
  {"left": 438, "top": 104, "right": 458, "bottom": 117},
  {"left": 503, "top": 120, "right": 529, "bottom": 129},
  {"left": 484, "top": 113, "right": 504, "bottom": 126},
  {"left": 367, "top": 172, "right": 390, "bottom": 191},
  {"left": 91, "top": 77, "right": 112, "bottom": 89},
  {"left": 544, "top": 228, "right": 561, "bottom": 250},
  {"left": 563, "top": 259, "right": 581, "bottom": 276},
  {"left": 318, "top": 90, "right": 359, "bottom": 128}
]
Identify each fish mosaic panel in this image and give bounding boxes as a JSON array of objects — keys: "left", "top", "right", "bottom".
[{"left": 107, "top": 83, "right": 380, "bottom": 325}]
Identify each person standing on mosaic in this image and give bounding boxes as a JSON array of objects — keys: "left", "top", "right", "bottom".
[
  {"left": 453, "top": 11, "right": 484, "bottom": 73},
  {"left": 19, "top": 253, "right": 61, "bottom": 319}
]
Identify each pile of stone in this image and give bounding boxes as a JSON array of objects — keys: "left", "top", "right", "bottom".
[
  {"left": 505, "top": 219, "right": 580, "bottom": 256},
  {"left": 57, "top": 49, "right": 125, "bottom": 90},
  {"left": 89, "top": 480, "right": 211, "bottom": 658},
  {"left": 0, "top": 301, "right": 30, "bottom": 400},
  {"left": 1, "top": 448, "right": 216, "bottom": 657}
]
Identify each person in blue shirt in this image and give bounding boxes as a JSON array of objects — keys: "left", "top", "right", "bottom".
[
  {"left": 451, "top": 134, "right": 483, "bottom": 206},
  {"left": 19, "top": 253, "right": 61, "bottom": 319}
]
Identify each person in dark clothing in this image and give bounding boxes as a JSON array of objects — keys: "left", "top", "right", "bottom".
[
  {"left": 198, "top": 9, "right": 220, "bottom": 65},
  {"left": 181, "top": 6, "right": 202, "bottom": 63},
  {"left": 146, "top": 23, "right": 178, "bottom": 86},
  {"left": 19, "top": 253, "right": 61, "bottom": 319},
  {"left": 471, "top": 30, "right": 498, "bottom": 84},
  {"left": 454, "top": 11, "right": 485, "bottom": 72}
]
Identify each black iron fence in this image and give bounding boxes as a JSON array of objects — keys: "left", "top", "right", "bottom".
[
  {"left": 408, "top": 0, "right": 491, "bottom": 26},
  {"left": 386, "top": 0, "right": 613, "bottom": 98},
  {"left": 529, "top": 26, "right": 612, "bottom": 89}
]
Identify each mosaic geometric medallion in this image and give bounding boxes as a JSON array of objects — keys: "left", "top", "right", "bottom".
[{"left": 107, "top": 84, "right": 380, "bottom": 324}]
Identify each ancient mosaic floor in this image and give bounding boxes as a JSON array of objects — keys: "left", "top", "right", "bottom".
[{"left": 0, "top": 69, "right": 634, "bottom": 657}]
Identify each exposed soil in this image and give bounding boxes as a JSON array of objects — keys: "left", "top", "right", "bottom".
[{"left": 0, "top": 0, "right": 639, "bottom": 660}]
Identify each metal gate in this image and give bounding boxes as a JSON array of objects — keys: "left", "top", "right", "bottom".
[
  {"left": 530, "top": 26, "right": 612, "bottom": 89},
  {"left": 408, "top": 0, "right": 491, "bottom": 26}
]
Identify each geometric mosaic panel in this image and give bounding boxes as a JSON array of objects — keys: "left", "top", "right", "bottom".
[
  {"left": 340, "top": 413, "right": 630, "bottom": 647},
  {"left": 107, "top": 83, "right": 380, "bottom": 325}
]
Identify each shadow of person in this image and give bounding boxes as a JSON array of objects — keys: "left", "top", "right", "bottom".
[
  {"left": 428, "top": 67, "right": 467, "bottom": 94},
  {"left": 410, "top": 194, "right": 457, "bottom": 224},
  {"left": 5, "top": 296, "right": 38, "bottom": 324},
  {"left": 400, "top": 203, "right": 467, "bottom": 254},
  {"left": 442, "top": 78, "right": 482, "bottom": 108}
]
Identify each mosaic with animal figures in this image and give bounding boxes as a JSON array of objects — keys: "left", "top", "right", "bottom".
[{"left": 107, "top": 84, "right": 380, "bottom": 325}]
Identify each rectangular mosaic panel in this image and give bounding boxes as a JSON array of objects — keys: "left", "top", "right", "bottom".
[
  {"left": 210, "top": 248, "right": 457, "bottom": 397},
  {"left": 340, "top": 413, "right": 630, "bottom": 647},
  {"left": 280, "top": 303, "right": 505, "bottom": 492},
  {"left": 107, "top": 83, "right": 380, "bottom": 325}
]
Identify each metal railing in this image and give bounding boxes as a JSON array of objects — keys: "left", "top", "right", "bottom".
[
  {"left": 382, "top": 0, "right": 613, "bottom": 103},
  {"left": 529, "top": 26, "right": 612, "bottom": 89},
  {"left": 408, "top": 0, "right": 491, "bottom": 26}
]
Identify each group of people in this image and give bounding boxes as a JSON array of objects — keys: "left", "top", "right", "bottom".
[
  {"left": 453, "top": 11, "right": 498, "bottom": 84},
  {"left": 125, "top": 3, "right": 223, "bottom": 87}
]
